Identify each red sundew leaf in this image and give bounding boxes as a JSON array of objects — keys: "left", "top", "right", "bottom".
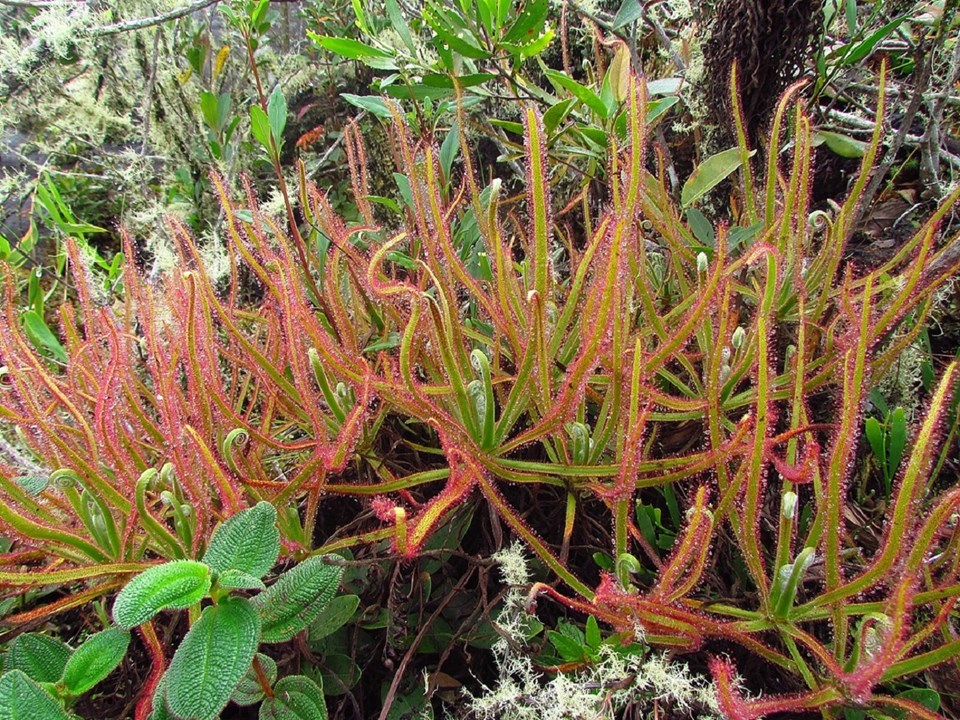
[{"left": 653, "top": 485, "right": 713, "bottom": 603}]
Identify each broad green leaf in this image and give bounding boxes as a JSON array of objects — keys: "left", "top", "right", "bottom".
[
  {"left": 543, "top": 98, "right": 576, "bottom": 133},
  {"left": 308, "top": 34, "right": 394, "bottom": 60},
  {"left": 113, "top": 560, "right": 212, "bottom": 629},
  {"left": 0, "top": 670, "right": 71, "bottom": 720},
  {"left": 231, "top": 654, "right": 276, "bottom": 707},
  {"left": 200, "top": 92, "right": 231, "bottom": 133},
  {"left": 681, "top": 147, "right": 754, "bottom": 207},
  {"left": 21, "top": 311, "right": 67, "bottom": 364},
  {"left": 865, "top": 416, "right": 885, "bottom": 467},
  {"left": 341, "top": 94, "right": 393, "bottom": 119},
  {"left": 547, "top": 630, "right": 585, "bottom": 662},
  {"left": 4, "top": 635, "right": 71, "bottom": 683},
  {"left": 217, "top": 569, "right": 267, "bottom": 591},
  {"left": 895, "top": 688, "right": 940, "bottom": 714},
  {"left": 253, "top": 555, "right": 344, "bottom": 643},
  {"left": 888, "top": 407, "right": 907, "bottom": 476},
  {"left": 424, "top": 7, "right": 490, "bottom": 60},
  {"left": 421, "top": 72, "right": 494, "bottom": 89},
  {"left": 250, "top": 105, "right": 273, "bottom": 151},
  {"left": 612, "top": 0, "right": 643, "bottom": 29},
  {"left": 440, "top": 121, "right": 460, "bottom": 180},
  {"left": 501, "top": 0, "right": 548, "bottom": 44},
  {"left": 585, "top": 615, "right": 601, "bottom": 650},
  {"left": 385, "top": 0, "right": 417, "bottom": 54},
  {"left": 203, "top": 501, "right": 279, "bottom": 579},
  {"left": 308, "top": 594, "right": 360, "bottom": 642},
  {"left": 543, "top": 70, "right": 607, "bottom": 118},
  {"left": 837, "top": 17, "right": 906, "bottom": 67},
  {"left": 259, "top": 675, "right": 327, "bottom": 720},
  {"left": 816, "top": 130, "right": 867, "bottom": 158},
  {"left": 165, "top": 597, "right": 261, "bottom": 720},
  {"left": 62, "top": 627, "right": 130, "bottom": 696},
  {"left": 267, "top": 85, "right": 287, "bottom": 148},
  {"left": 14, "top": 475, "right": 49, "bottom": 495},
  {"left": 686, "top": 209, "right": 715, "bottom": 247},
  {"left": 647, "top": 96, "right": 679, "bottom": 126}
]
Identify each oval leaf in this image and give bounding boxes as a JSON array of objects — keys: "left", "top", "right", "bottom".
[
  {"left": 165, "top": 597, "right": 261, "bottom": 720},
  {"left": 113, "top": 560, "right": 212, "bottom": 629},
  {"left": 259, "top": 675, "right": 327, "bottom": 720},
  {"left": 203, "top": 501, "right": 279, "bottom": 579},
  {"left": 62, "top": 626, "right": 131, "bottom": 696},
  {"left": 4, "top": 635, "right": 71, "bottom": 684},
  {"left": 308, "top": 594, "right": 360, "bottom": 642},
  {"left": 681, "top": 147, "right": 755, "bottom": 208},
  {"left": 253, "top": 555, "right": 344, "bottom": 644},
  {"left": 231, "top": 654, "right": 276, "bottom": 707},
  {"left": 0, "top": 670, "right": 71, "bottom": 720}
]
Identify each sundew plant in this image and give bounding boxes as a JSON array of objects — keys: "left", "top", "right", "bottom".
[{"left": 1, "top": 62, "right": 960, "bottom": 718}]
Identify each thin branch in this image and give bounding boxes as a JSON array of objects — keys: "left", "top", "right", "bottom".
[{"left": 93, "top": 0, "right": 223, "bottom": 36}]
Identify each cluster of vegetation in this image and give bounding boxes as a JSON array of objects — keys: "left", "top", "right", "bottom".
[{"left": 1, "top": 1, "right": 959, "bottom": 718}]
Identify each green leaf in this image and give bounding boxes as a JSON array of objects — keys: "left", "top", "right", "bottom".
[
  {"left": 686, "top": 209, "right": 715, "bottom": 247},
  {"left": 165, "top": 597, "right": 261, "bottom": 720},
  {"left": 585, "top": 615, "right": 601, "bottom": 650},
  {"left": 895, "top": 688, "right": 940, "bottom": 714},
  {"left": 62, "top": 627, "right": 130, "bottom": 696},
  {"left": 836, "top": 17, "right": 906, "bottom": 67},
  {"left": 0, "top": 670, "right": 71, "bottom": 720},
  {"left": 440, "top": 121, "right": 460, "bottom": 180},
  {"left": 113, "top": 560, "right": 212, "bottom": 629},
  {"left": 865, "top": 416, "right": 885, "bottom": 467},
  {"left": 217, "top": 569, "right": 267, "bottom": 591},
  {"left": 260, "top": 675, "right": 327, "bottom": 720},
  {"left": 547, "top": 630, "right": 585, "bottom": 662},
  {"left": 888, "top": 407, "right": 907, "bottom": 477},
  {"left": 13, "top": 475, "right": 49, "bottom": 495},
  {"left": 308, "top": 34, "right": 394, "bottom": 60},
  {"left": 231, "top": 654, "right": 276, "bottom": 707},
  {"left": 308, "top": 594, "right": 360, "bottom": 642},
  {"left": 543, "top": 70, "right": 607, "bottom": 118},
  {"left": 816, "top": 130, "right": 868, "bottom": 159},
  {"left": 21, "top": 311, "right": 67, "bottom": 364},
  {"left": 542, "top": 97, "right": 575, "bottom": 133},
  {"left": 253, "top": 555, "right": 344, "bottom": 644},
  {"left": 202, "top": 501, "right": 279, "bottom": 579},
  {"left": 681, "top": 147, "right": 754, "bottom": 207},
  {"left": 341, "top": 94, "right": 393, "bottom": 119},
  {"left": 4, "top": 635, "right": 71, "bottom": 684},
  {"left": 612, "top": 0, "right": 643, "bottom": 29},
  {"left": 501, "top": 0, "right": 548, "bottom": 44},
  {"left": 385, "top": 0, "right": 417, "bottom": 54},
  {"left": 200, "top": 92, "right": 231, "bottom": 133},
  {"left": 424, "top": 7, "right": 490, "bottom": 60},
  {"left": 250, "top": 105, "right": 273, "bottom": 151},
  {"left": 267, "top": 85, "right": 287, "bottom": 149}
]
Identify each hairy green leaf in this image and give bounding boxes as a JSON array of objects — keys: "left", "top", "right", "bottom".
[
  {"left": 253, "top": 555, "right": 344, "bottom": 643},
  {"left": 0, "top": 670, "right": 70, "bottom": 720},
  {"left": 259, "top": 675, "right": 327, "bottom": 720},
  {"left": 61, "top": 626, "right": 130, "bottom": 696},
  {"left": 165, "top": 597, "right": 261, "bottom": 720},
  {"left": 231, "top": 654, "right": 276, "bottom": 707},
  {"left": 202, "top": 501, "right": 279, "bottom": 579},
  {"left": 4, "top": 635, "right": 71, "bottom": 684},
  {"left": 113, "top": 560, "right": 211, "bottom": 629}
]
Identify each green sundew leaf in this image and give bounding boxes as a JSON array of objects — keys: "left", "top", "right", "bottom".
[
  {"left": 888, "top": 407, "right": 907, "bottom": 477},
  {"left": 62, "top": 626, "right": 130, "bottom": 696},
  {"left": 686, "top": 209, "right": 715, "bottom": 247},
  {"left": 21, "top": 311, "right": 67, "bottom": 364},
  {"left": 250, "top": 105, "right": 273, "bottom": 151},
  {"left": 543, "top": 70, "right": 607, "bottom": 118},
  {"left": 385, "top": 0, "right": 417, "bottom": 53},
  {"left": 5, "top": 634, "right": 72, "bottom": 683},
  {"left": 217, "top": 569, "right": 267, "bottom": 591},
  {"left": 231, "top": 654, "right": 276, "bottom": 706},
  {"left": 612, "top": 0, "right": 642, "bottom": 29},
  {"left": 113, "top": 560, "right": 212, "bottom": 629},
  {"left": 501, "top": 0, "right": 548, "bottom": 44},
  {"left": 816, "top": 130, "right": 868, "bottom": 159},
  {"left": 165, "top": 597, "right": 261, "bottom": 720},
  {"left": 308, "top": 594, "right": 360, "bottom": 642},
  {"left": 681, "top": 147, "right": 754, "bottom": 207},
  {"left": 865, "top": 416, "right": 885, "bottom": 467},
  {"left": 267, "top": 85, "right": 287, "bottom": 149},
  {"left": 308, "top": 34, "right": 394, "bottom": 60},
  {"left": 440, "top": 120, "right": 460, "bottom": 180},
  {"left": 203, "top": 501, "right": 279, "bottom": 579},
  {"left": 341, "top": 94, "right": 393, "bottom": 119},
  {"left": 0, "top": 670, "right": 71, "bottom": 720},
  {"left": 259, "top": 675, "right": 327, "bottom": 720},
  {"left": 253, "top": 555, "right": 344, "bottom": 644}
]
